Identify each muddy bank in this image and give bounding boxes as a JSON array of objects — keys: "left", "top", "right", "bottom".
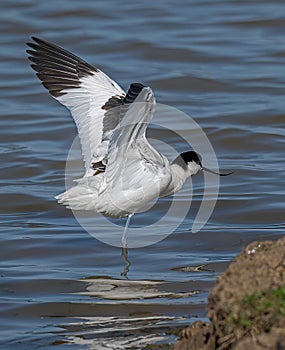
[{"left": 174, "top": 237, "right": 285, "bottom": 350}]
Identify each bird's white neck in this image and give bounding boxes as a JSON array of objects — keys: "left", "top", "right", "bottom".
[{"left": 168, "top": 161, "right": 201, "bottom": 194}]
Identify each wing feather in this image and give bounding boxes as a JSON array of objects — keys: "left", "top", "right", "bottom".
[
  {"left": 105, "top": 86, "right": 158, "bottom": 186},
  {"left": 26, "top": 37, "right": 125, "bottom": 174}
]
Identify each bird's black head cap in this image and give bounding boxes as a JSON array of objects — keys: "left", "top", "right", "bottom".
[{"left": 180, "top": 151, "right": 202, "bottom": 166}]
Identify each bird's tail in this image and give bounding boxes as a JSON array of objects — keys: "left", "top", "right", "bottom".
[{"left": 55, "top": 177, "right": 100, "bottom": 211}]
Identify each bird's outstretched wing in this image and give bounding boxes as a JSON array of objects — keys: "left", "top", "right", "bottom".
[
  {"left": 105, "top": 84, "right": 164, "bottom": 186},
  {"left": 26, "top": 37, "right": 125, "bottom": 175}
]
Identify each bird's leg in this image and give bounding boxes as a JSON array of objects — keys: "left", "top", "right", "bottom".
[
  {"left": 121, "top": 213, "right": 133, "bottom": 248},
  {"left": 121, "top": 247, "right": 130, "bottom": 278}
]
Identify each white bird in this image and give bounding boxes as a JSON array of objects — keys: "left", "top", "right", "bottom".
[{"left": 26, "top": 37, "right": 231, "bottom": 247}]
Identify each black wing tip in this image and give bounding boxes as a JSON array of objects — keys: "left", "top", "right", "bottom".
[
  {"left": 27, "top": 36, "right": 56, "bottom": 46},
  {"left": 31, "top": 36, "right": 40, "bottom": 42},
  {"left": 26, "top": 36, "right": 42, "bottom": 49},
  {"left": 26, "top": 36, "right": 50, "bottom": 58},
  {"left": 27, "top": 36, "right": 38, "bottom": 44},
  {"left": 130, "top": 82, "right": 146, "bottom": 89},
  {"left": 123, "top": 82, "right": 147, "bottom": 104},
  {"left": 26, "top": 36, "right": 98, "bottom": 73},
  {"left": 26, "top": 36, "right": 100, "bottom": 97}
]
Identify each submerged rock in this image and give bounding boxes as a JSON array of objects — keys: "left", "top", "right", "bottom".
[{"left": 173, "top": 237, "right": 285, "bottom": 350}]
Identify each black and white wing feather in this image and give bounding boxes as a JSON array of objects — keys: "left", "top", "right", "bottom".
[
  {"left": 26, "top": 37, "right": 125, "bottom": 175},
  {"left": 105, "top": 84, "right": 167, "bottom": 187}
]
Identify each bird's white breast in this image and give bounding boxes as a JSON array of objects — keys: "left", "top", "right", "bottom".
[{"left": 96, "top": 152, "right": 172, "bottom": 217}]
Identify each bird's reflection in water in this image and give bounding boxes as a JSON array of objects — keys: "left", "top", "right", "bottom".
[{"left": 121, "top": 247, "right": 131, "bottom": 278}]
